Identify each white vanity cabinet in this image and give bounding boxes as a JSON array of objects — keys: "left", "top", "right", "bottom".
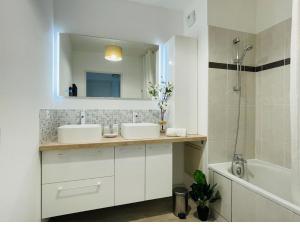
[
  {"left": 146, "top": 143, "right": 172, "bottom": 200},
  {"left": 41, "top": 143, "right": 173, "bottom": 219},
  {"left": 115, "top": 145, "right": 146, "bottom": 205}
]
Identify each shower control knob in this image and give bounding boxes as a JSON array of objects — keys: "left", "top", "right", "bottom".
[{"left": 232, "top": 161, "right": 245, "bottom": 178}]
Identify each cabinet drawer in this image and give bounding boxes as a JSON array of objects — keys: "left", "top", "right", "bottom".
[
  {"left": 42, "top": 177, "right": 114, "bottom": 219},
  {"left": 42, "top": 148, "right": 114, "bottom": 184}
]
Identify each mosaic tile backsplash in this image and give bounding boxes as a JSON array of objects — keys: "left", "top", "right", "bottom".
[{"left": 40, "top": 109, "right": 160, "bottom": 144}]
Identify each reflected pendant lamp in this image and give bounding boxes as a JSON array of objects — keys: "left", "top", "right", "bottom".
[{"left": 105, "top": 45, "right": 123, "bottom": 62}]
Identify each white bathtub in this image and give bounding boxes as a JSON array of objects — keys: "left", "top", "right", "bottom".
[{"left": 209, "top": 159, "right": 300, "bottom": 222}]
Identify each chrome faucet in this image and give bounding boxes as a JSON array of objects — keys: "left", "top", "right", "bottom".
[
  {"left": 80, "top": 111, "right": 86, "bottom": 124},
  {"left": 232, "top": 154, "right": 247, "bottom": 178},
  {"left": 132, "top": 112, "right": 138, "bottom": 123}
]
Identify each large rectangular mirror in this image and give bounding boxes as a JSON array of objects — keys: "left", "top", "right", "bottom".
[{"left": 59, "top": 33, "right": 159, "bottom": 99}]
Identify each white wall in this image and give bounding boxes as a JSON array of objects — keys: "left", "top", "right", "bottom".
[
  {"left": 59, "top": 33, "right": 73, "bottom": 96},
  {"left": 72, "top": 51, "right": 143, "bottom": 98},
  {"left": 256, "top": 0, "right": 292, "bottom": 33},
  {"left": 208, "top": 0, "right": 257, "bottom": 34},
  {"left": 0, "top": 0, "right": 53, "bottom": 221},
  {"left": 207, "top": 0, "right": 292, "bottom": 34}
]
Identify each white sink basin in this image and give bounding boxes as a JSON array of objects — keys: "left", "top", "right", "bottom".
[
  {"left": 121, "top": 123, "right": 160, "bottom": 139},
  {"left": 58, "top": 124, "right": 102, "bottom": 144}
]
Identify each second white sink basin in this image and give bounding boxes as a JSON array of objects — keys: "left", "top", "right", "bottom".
[
  {"left": 121, "top": 123, "right": 160, "bottom": 139},
  {"left": 58, "top": 124, "right": 102, "bottom": 144}
]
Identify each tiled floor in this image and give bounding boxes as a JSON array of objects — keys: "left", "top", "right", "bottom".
[{"left": 49, "top": 198, "right": 225, "bottom": 222}]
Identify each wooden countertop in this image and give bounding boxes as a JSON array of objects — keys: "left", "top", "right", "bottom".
[{"left": 39, "top": 134, "right": 207, "bottom": 151}]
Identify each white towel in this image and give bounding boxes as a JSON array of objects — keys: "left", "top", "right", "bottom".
[{"left": 166, "top": 128, "right": 187, "bottom": 137}]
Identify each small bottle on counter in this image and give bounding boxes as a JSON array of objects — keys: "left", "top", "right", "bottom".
[
  {"left": 72, "top": 84, "right": 78, "bottom": 96},
  {"left": 69, "top": 86, "right": 73, "bottom": 96}
]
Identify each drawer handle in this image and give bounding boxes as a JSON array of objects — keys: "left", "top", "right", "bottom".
[{"left": 57, "top": 182, "right": 101, "bottom": 192}]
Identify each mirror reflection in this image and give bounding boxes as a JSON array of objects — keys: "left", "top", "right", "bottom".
[{"left": 59, "top": 33, "right": 159, "bottom": 99}]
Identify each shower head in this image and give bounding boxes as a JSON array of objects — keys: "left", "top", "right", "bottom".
[
  {"left": 241, "top": 45, "right": 253, "bottom": 61},
  {"left": 239, "top": 45, "right": 253, "bottom": 62},
  {"left": 232, "top": 44, "right": 254, "bottom": 64}
]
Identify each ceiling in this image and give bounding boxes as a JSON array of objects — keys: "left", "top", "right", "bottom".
[
  {"left": 66, "top": 34, "right": 158, "bottom": 57},
  {"left": 127, "top": 0, "right": 194, "bottom": 11}
]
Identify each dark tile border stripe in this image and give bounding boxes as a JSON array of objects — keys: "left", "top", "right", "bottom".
[
  {"left": 209, "top": 62, "right": 256, "bottom": 72},
  {"left": 209, "top": 62, "right": 227, "bottom": 70},
  {"left": 209, "top": 62, "right": 255, "bottom": 72},
  {"left": 255, "top": 58, "right": 291, "bottom": 72},
  {"left": 209, "top": 58, "right": 291, "bottom": 72}
]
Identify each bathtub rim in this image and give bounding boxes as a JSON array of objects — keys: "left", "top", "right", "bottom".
[{"left": 208, "top": 159, "right": 300, "bottom": 216}]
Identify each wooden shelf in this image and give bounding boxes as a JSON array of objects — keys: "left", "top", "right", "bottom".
[{"left": 39, "top": 134, "right": 207, "bottom": 151}]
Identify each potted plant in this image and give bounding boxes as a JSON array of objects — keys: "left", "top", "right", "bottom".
[
  {"left": 148, "top": 82, "right": 174, "bottom": 133},
  {"left": 189, "top": 170, "right": 221, "bottom": 221}
]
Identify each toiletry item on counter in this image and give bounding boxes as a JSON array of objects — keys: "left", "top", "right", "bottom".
[
  {"left": 103, "top": 125, "right": 118, "bottom": 138},
  {"left": 103, "top": 133, "right": 118, "bottom": 138},
  {"left": 72, "top": 84, "right": 78, "bottom": 96},
  {"left": 69, "top": 86, "right": 73, "bottom": 96},
  {"left": 166, "top": 128, "right": 187, "bottom": 137}
]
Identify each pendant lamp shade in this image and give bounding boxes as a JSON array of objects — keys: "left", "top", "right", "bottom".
[{"left": 105, "top": 45, "right": 123, "bottom": 62}]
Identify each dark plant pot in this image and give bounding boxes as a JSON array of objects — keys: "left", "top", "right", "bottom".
[{"left": 197, "top": 205, "right": 210, "bottom": 221}]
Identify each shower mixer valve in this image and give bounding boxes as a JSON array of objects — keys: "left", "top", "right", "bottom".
[{"left": 232, "top": 154, "right": 247, "bottom": 178}]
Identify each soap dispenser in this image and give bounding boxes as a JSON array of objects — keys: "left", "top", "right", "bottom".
[
  {"left": 72, "top": 84, "right": 78, "bottom": 96},
  {"left": 69, "top": 86, "right": 73, "bottom": 96}
]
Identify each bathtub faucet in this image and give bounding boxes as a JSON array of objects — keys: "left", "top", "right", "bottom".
[
  {"left": 232, "top": 154, "right": 247, "bottom": 178},
  {"left": 233, "top": 154, "right": 247, "bottom": 163}
]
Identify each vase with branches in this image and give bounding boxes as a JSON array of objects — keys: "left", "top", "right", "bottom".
[{"left": 148, "top": 82, "right": 174, "bottom": 133}]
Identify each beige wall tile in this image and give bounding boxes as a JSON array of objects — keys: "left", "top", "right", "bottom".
[
  {"left": 284, "top": 19, "right": 292, "bottom": 59},
  {"left": 257, "top": 20, "right": 285, "bottom": 65},
  {"left": 208, "top": 140, "right": 230, "bottom": 163},
  {"left": 255, "top": 66, "right": 291, "bottom": 168},
  {"left": 209, "top": 68, "right": 227, "bottom": 105},
  {"left": 283, "top": 66, "right": 290, "bottom": 105},
  {"left": 208, "top": 20, "right": 291, "bottom": 167},
  {"left": 208, "top": 103, "right": 227, "bottom": 141},
  {"left": 209, "top": 26, "right": 231, "bottom": 63}
]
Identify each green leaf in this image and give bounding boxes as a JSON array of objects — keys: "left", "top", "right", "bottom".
[
  {"left": 210, "top": 190, "right": 221, "bottom": 203},
  {"left": 193, "top": 170, "right": 207, "bottom": 185}
]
